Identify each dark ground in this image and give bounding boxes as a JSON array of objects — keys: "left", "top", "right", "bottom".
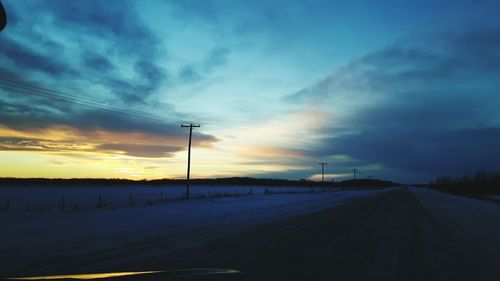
[
  {"left": 181, "top": 188, "right": 493, "bottom": 281},
  {"left": 3, "top": 188, "right": 499, "bottom": 281}
]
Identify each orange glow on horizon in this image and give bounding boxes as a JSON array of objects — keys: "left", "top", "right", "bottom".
[{"left": 0, "top": 109, "right": 329, "bottom": 179}]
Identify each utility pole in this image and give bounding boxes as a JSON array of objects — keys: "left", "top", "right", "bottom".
[
  {"left": 181, "top": 123, "right": 200, "bottom": 199},
  {"left": 319, "top": 163, "right": 327, "bottom": 182},
  {"left": 353, "top": 168, "right": 358, "bottom": 180}
]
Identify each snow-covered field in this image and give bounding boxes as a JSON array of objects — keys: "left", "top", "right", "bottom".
[
  {"left": 4, "top": 186, "right": 499, "bottom": 279},
  {"left": 0, "top": 185, "right": 393, "bottom": 274},
  {"left": 0, "top": 185, "right": 334, "bottom": 212}
]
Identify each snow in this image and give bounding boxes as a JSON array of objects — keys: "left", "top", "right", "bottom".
[
  {"left": 0, "top": 185, "right": 393, "bottom": 274},
  {"left": 0, "top": 185, "right": 332, "bottom": 211}
]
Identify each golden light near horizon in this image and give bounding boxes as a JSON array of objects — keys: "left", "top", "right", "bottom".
[
  {"left": 6, "top": 269, "right": 242, "bottom": 280},
  {"left": 0, "top": 109, "right": 324, "bottom": 179},
  {"left": 309, "top": 173, "right": 352, "bottom": 181},
  {"left": 6, "top": 271, "right": 162, "bottom": 280}
]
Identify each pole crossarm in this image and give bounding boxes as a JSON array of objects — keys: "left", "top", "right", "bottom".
[{"left": 181, "top": 124, "right": 200, "bottom": 128}]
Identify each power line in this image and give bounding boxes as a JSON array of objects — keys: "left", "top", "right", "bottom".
[
  {"left": 0, "top": 78, "right": 170, "bottom": 123},
  {"left": 181, "top": 123, "right": 200, "bottom": 200},
  {"left": 0, "top": 77, "right": 174, "bottom": 124}
]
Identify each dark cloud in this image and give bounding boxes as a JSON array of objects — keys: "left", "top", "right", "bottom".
[
  {"left": 0, "top": 103, "right": 218, "bottom": 157},
  {"left": 292, "top": 28, "right": 500, "bottom": 181},
  {"left": 179, "top": 66, "right": 202, "bottom": 83},
  {"left": 362, "top": 29, "right": 500, "bottom": 85},
  {"left": 205, "top": 47, "right": 230, "bottom": 70},
  {"left": 449, "top": 28, "right": 500, "bottom": 71},
  {"left": 47, "top": 0, "right": 167, "bottom": 102},
  {"left": 0, "top": 136, "right": 187, "bottom": 159},
  {"left": 0, "top": 97, "right": 217, "bottom": 146},
  {"left": 1, "top": 0, "right": 166, "bottom": 104},
  {"left": 82, "top": 51, "right": 114, "bottom": 71},
  {"left": 321, "top": 127, "right": 500, "bottom": 177},
  {"left": 0, "top": 36, "right": 75, "bottom": 76},
  {"left": 37, "top": 0, "right": 159, "bottom": 53},
  {"left": 0, "top": 96, "right": 66, "bottom": 129},
  {"left": 170, "top": 0, "right": 219, "bottom": 22},
  {"left": 72, "top": 110, "right": 191, "bottom": 141},
  {"left": 177, "top": 46, "right": 230, "bottom": 83},
  {"left": 0, "top": 1, "right": 205, "bottom": 156},
  {"left": 0, "top": 137, "right": 85, "bottom": 153},
  {"left": 96, "top": 143, "right": 182, "bottom": 158}
]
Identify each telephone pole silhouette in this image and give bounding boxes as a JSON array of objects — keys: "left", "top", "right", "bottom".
[
  {"left": 181, "top": 123, "right": 200, "bottom": 199},
  {"left": 319, "top": 163, "right": 327, "bottom": 182},
  {"left": 353, "top": 168, "right": 358, "bottom": 180}
]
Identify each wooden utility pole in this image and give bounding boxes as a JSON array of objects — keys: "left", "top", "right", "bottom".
[
  {"left": 181, "top": 123, "right": 200, "bottom": 199},
  {"left": 319, "top": 163, "right": 327, "bottom": 182},
  {"left": 353, "top": 168, "right": 358, "bottom": 180}
]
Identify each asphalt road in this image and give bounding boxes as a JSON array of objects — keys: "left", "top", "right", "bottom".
[
  {"left": 181, "top": 187, "right": 500, "bottom": 281},
  {"left": 4, "top": 188, "right": 500, "bottom": 281},
  {"left": 180, "top": 187, "right": 498, "bottom": 281}
]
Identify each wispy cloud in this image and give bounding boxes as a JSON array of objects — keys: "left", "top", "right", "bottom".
[
  {"left": 0, "top": 124, "right": 215, "bottom": 158},
  {"left": 287, "top": 28, "right": 500, "bottom": 180}
]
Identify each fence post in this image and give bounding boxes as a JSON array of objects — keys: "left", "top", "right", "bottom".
[{"left": 97, "top": 194, "right": 103, "bottom": 208}]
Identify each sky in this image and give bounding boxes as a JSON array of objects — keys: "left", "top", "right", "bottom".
[{"left": 0, "top": 0, "right": 500, "bottom": 183}]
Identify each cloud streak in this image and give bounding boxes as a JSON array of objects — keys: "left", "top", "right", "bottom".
[{"left": 0, "top": 124, "right": 215, "bottom": 158}]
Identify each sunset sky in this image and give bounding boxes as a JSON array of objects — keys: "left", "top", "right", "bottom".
[{"left": 1, "top": 0, "right": 500, "bottom": 182}]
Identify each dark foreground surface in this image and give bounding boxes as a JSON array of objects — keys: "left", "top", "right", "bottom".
[{"left": 3, "top": 188, "right": 500, "bottom": 281}]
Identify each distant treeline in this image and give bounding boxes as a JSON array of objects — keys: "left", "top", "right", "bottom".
[
  {"left": 0, "top": 177, "right": 398, "bottom": 188},
  {"left": 429, "top": 171, "right": 500, "bottom": 195},
  {"left": 335, "top": 179, "right": 399, "bottom": 187}
]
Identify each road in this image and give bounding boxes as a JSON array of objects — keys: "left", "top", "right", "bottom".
[{"left": 3, "top": 187, "right": 500, "bottom": 281}]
